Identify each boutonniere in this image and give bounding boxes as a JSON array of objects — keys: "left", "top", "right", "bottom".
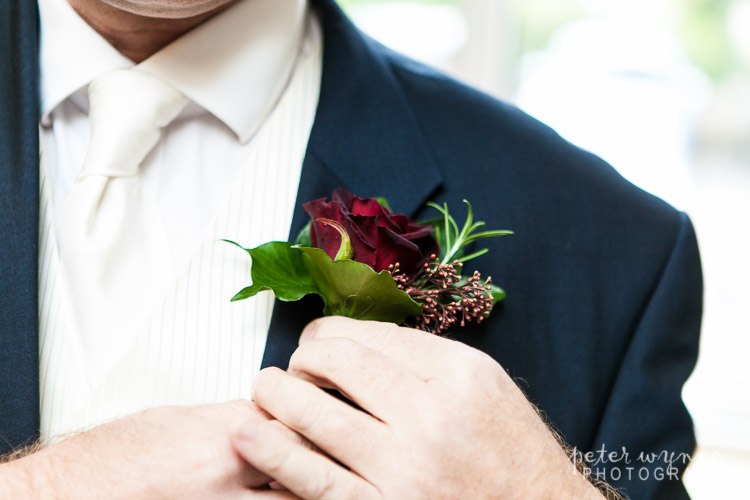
[{"left": 225, "top": 189, "right": 511, "bottom": 334}]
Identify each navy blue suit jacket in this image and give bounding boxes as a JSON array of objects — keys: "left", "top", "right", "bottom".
[{"left": 0, "top": 1, "right": 702, "bottom": 498}]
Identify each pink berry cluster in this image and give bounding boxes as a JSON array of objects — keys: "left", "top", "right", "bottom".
[{"left": 388, "top": 254, "right": 494, "bottom": 334}]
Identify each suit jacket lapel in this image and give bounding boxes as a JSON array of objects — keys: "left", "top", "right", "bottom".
[
  {"left": 261, "top": 0, "right": 443, "bottom": 369},
  {"left": 0, "top": 1, "right": 41, "bottom": 453}
]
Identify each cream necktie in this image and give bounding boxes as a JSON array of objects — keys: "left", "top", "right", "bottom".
[{"left": 58, "top": 68, "right": 189, "bottom": 379}]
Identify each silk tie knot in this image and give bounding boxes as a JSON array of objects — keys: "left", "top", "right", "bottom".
[{"left": 81, "top": 68, "right": 189, "bottom": 178}]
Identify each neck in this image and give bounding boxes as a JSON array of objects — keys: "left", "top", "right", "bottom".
[{"left": 67, "top": 0, "right": 238, "bottom": 63}]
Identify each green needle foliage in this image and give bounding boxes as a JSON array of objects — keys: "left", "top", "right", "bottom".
[{"left": 424, "top": 200, "right": 513, "bottom": 266}]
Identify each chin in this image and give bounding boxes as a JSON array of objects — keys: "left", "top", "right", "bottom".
[{"left": 100, "top": 0, "right": 237, "bottom": 18}]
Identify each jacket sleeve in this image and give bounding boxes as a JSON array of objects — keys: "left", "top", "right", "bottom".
[{"left": 590, "top": 212, "right": 702, "bottom": 500}]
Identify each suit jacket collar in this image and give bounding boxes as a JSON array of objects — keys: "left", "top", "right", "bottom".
[
  {"left": 261, "top": 0, "right": 443, "bottom": 369},
  {"left": 0, "top": 0, "right": 441, "bottom": 449},
  {"left": 304, "top": 0, "right": 442, "bottom": 216}
]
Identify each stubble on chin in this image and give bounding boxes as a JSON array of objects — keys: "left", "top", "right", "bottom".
[{"left": 96, "top": 0, "right": 239, "bottom": 19}]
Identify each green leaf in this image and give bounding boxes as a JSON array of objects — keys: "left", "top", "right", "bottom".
[
  {"left": 294, "top": 222, "right": 312, "bottom": 247},
  {"left": 376, "top": 197, "right": 392, "bottom": 212},
  {"left": 298, "top": 247, "right": 422, "bottom": 323},
  {"left": 419, "top": 215, "right": 447, "bottom": 260},
  {"left": 457, "top": 248, "right": 489, "bottom": 263},
  {"left": 464, "top": 229, "right": 514, "bottom": 246},
  {"left": 227, "top": 241, "right": 318, "bottom": 302},
  {"left": 225, "top": 241, "right": 422, "bottom": 325},
  {"left": 489, "top": 283, "right": 506, "bottom": 305}
]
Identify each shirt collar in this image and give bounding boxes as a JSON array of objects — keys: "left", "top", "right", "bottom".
[{"left": 39, "top": 0, "right": 308, "bottom": 143}]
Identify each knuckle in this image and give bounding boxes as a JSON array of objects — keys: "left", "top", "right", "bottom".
[
  {"left": 247, "top": 424, "right": 295, "bottom": 476},
  {"left": 453, "top": 348, "right": 499, "bottom": 390},
  {"left": 262, "top": 445, "right": 293, "bottom": 477},
  {"left": 309, "top": 466, "right": 338, "bottom": 500},
  {"left": 317, "top": 405, "right": 353, "bottom": 439},
  {"left": 314, "top": 315, "right": 349, "bottom": 337},
  {"left": 467, "top": 350, "right": 498, "bottom": 376},
  {"left": 363, "top": 321, "right": 401, "bottom": 348},
  {"left": 268, "top": 419, "right": 308, "bottom": 447},
  {"left": 224, "top": 399, "right": 254, "bottom": 415},
  {"left": 252, "top": 367, "right": 284, "bottom": 402},
  {"left": 309, "top": 467, "right": 371, "bottom": 500},
  {"left": 318, "top": 315, "right": 402, "bottom": 343},
  {"left": 288, "top": 340, "right": 323, "bottom": 371},
  {"left": 288, "top": 389, "right": 325, "bottom": 433},
  {"left": 289, "top": 338, "right": 347, "bottom": 373}
]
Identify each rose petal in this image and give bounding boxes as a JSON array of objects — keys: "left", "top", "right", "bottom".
[{"left": 305, "top": 189, "right": 439, "bottom": 274}]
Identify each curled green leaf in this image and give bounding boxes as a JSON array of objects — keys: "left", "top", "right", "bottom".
[
  {"left": 224, "top": 241, "right": 421, "bottom": 325},
  {"left": 298, "top": 247, "right": 422, "bottom": 322},
  {"left": 315, "top": 218, "right": 354, "bottom": 261}
]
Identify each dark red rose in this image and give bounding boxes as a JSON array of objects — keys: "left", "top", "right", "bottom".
[{"left": 303, "top": 189, "right": 439, "bottom": 273}]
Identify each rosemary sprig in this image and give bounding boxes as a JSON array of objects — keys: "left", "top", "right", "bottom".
[{"left": 425, "top": 200, "right": 513, "bottom": 265}]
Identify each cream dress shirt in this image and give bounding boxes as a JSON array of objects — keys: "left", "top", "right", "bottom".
[{"left": 38, "top": 0, "right": 323, "bottom": 440}]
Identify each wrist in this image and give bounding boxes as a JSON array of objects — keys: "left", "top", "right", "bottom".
[
  {"left": 534, "top": 466, "right": 603, "bottom": 500},
  {"left": 534, "top": 440, "right": 607, "bottom": 500},
  {"left": 0, "top": 452, "right": 53, "bottom": 499},
  {"left": 566, "top": 471, "right": 607, "bottom": 500},
  {"left": 1, "top": 432, "right": 116, "bottom": 500}
]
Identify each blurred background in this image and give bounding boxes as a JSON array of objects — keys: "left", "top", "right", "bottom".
[{"left": 338, "top": 0, "right": 750, "bottom": 496}]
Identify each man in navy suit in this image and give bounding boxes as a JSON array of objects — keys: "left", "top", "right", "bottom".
[{"left": 0, "top": 0, "right": 701, "bottom": 498}]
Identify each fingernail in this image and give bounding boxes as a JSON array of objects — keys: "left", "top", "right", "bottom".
[{"left": 299, "top": 318, "right": 321, "bottom": 345}]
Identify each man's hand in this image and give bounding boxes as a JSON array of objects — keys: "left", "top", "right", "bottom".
[
  {"left": 0, "top": 401, "right": 300, "bottom": 500},
  {"left": 233, "top": 317, "right": 604, "bottom": 500}
]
